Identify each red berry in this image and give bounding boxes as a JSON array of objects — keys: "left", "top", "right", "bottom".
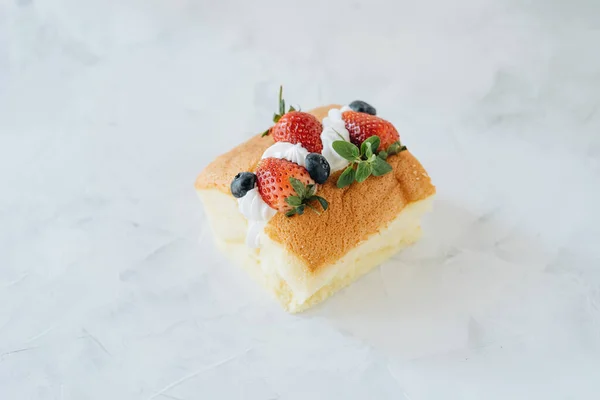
[
  {"left": 270, "top": 111, "right": 323, "bottom": 153},
  {"left": 256, "top": 158, "right": 315, "bottom": 212},
  {"left": 342, "top": 111, "right": 400, "bottom": 151}
]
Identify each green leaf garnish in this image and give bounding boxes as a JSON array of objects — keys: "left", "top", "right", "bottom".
[
  {"left": 312, "top": 196, "right": 329, "bottom": 211},
  {"left": 356, "top": 161, "right": 373, "bottom": 182},
  {"left": 289, "top": 177, "right": 307, "bottom": 198},
  {"left": 337, "top": 165, "right": 356, "bottom": 188},
  {"left": 331, "top": 134, "right": 398, "bottom": 187},
  {"left": 365, "top": 143, "right": 373, "bottom": 159},
  {"left": 284, "top": 177, "right": 329, "bottom": 217},
  {"left": 361, "top": 136, "right": 380, "bottom": 157},
  {"left": 285, "top": 196, "right": 303, "bottom": 207},
  {"left": 372, "top": 156, "right": 393, "bottom": 176},
  {"left": 332, "top": 140, "right": 360, "bottom": 161}
]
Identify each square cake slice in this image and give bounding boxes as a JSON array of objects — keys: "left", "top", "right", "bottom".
[{"left": 195, "top": 104, "right": 435, "bottom": 313}]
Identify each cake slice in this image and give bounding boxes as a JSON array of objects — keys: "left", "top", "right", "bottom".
[{"left": 195, "top": 96, "right": 435, "bottom": 313}]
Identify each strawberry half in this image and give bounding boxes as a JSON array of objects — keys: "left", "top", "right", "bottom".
[
  {"left": 270, "top": 111, "right": 323, "bottom": 153},
  {"left": 256, "top": 157, "right": 328, "bottom": 216},
  {"left": 342, "top": 111, "right": 400, "bottom": 151}
]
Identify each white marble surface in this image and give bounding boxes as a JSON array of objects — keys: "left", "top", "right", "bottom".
[{"left": 1, "top": 0, "right": 600, "bottom": 398}]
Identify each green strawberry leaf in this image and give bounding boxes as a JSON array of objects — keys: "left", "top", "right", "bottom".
[
  {"left": 306, "top": 184, "right": 317, "bottom": 197},
  {"left": 387, "top": 141, "right": 401, "bottom": 155},
  {"left": 378, "top": 150, "right": 388, "bottom": 160},
  {"left": 261, "top": 127, "right": 271, "bottom": 137},
  {"left": 385, "top": 141, "right": 408, "bottom": 157},
  {"left": 356, "top": 161, "right": 373, "bottom": 182},
  {"left": 285, "top": 196, "right": 303, "bottom": 207},
  {"left": 296, "top": 205, "right": 305, "bottom": 215},
  {"left": 332, "top": 140, "right": 360, "bottom": 161},
  {"left": 289, "top": 177, "right": 306, "bottom": 198},
  {"left": 285, "top": 209, "right": 297, "bottom": 217},
  {"left": 289, "top": 105, "right": 296, "bottom": 112},
  {"left": 311, "top": 196, "right": 329, "bottom": 211},
  {"left": 372, "top": 157, "right": 393, "bottom": 176},
  {"left": 305, "top": 203, "right": 321, "bottom": 215},
  {"left": 337, "top": 165, "right": 356, "bottom": 188}
]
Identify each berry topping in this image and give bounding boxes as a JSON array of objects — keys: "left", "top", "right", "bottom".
[
  {"left": 305, "top": 153, "right": 331, "bottom": 184},
  {"left": 348, "top": 100, "right": 376, "bottom": 115},
  {"left": 256, "top": 157, "right": 328, "bottom": 217},
  {"left": 261, "top": 86, "right": 323, "bottom": 153},
  {"left": 271, "top": 111, "right": 323, "bottom": 153},
  {"left": 341, "top": 111, "right": 400, "bottom": 151},
  {"left": 230, "top": 172, "right": 257, "bottom": 198}
]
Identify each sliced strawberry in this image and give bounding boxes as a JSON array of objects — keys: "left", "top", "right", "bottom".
[
  {"left": 270, "top": 111, "right": 323, "bottom": 153},
  {"left": 256, "top": 157, "right": 328, "bottom": 216},
  {"left": 341, "top": 111, "right": 400, "bottom": 151}
]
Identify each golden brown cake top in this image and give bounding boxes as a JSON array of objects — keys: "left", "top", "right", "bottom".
[{"left": 195, "top": 104, "right": 436, "bottom": 271}]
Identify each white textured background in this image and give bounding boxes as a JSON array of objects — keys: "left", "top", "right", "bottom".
[{"left": 1, "top": 0, "right": 600, "bottom": 399}]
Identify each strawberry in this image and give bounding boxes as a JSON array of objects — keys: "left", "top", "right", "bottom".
[
  {"left": 256, "top": 157, "right": 328, "bottom": 217},
  {"left": 261, "top": 86, "right": 323, "bottom": 153},
  {"left": 270, "top": 111, "right": 323, "bottom": 153},
  {"left": 342, "top": 111, "right": 400, "bottom": 151}
]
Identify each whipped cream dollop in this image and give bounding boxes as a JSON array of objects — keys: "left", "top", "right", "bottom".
[
  {"left": 320, "top": 107, "right": 352, "bottom": 172},
  {"left": 237, "top": 187, "right": 276, "bottom": 248},
  {"left": 261, "top": 142, "right": 309, "bottom": 167}
]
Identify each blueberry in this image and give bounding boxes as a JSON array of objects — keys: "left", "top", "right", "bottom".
[
  {"left": 305, "top": 153, "right": 330, "bottom": 184},
  {"left": 348, "top": 100, "right": 376, "bottom": 115},
  {"left": 230, "top": 172, "right": 257, "bottom": 198}
]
